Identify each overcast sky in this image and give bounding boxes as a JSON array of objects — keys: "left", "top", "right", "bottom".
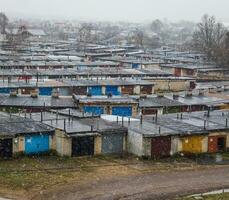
[{"left": 1, "top": 0, "right": 229, "bottom": 22}]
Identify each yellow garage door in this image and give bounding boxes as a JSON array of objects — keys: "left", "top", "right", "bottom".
[{"left": 182, "top": 136, "right": 203, "bottom": 153}]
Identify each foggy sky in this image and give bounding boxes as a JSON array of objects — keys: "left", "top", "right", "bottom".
[{"left": 1, "top": 0, "right": 229, "bottom": 22}]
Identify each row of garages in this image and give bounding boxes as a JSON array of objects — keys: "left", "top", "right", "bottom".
[
  {"left": 136, "top": 133, "right": 228, "bottom": 159},
  {"left": 0, "top": 84, "right": 154, "bottom": 96},
  {"left": 1, "top": 127, "right": 228, "bottom": 159},
  {"left": 1, "top": 110, "right": 229, "bottom": 159},
  {"left": 0, "top": 131, "right": 127, "bottom": 158}
]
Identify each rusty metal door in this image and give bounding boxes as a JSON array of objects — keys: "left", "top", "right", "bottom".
[{"left": 151, "top": 136, "right": 171, "bottom": 159}]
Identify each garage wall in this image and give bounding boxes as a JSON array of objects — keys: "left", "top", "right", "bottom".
[
  {"left": 55, "top": 130, "right": 72, "bottom": 156},
  {"left": 127, "top": 129, "right": 143, "bottom": 156},
  {"left": 142, "top": 137, "right": 151, "bottom": 157},
  {"left": 94, "top": 135, "right": 102, "bottom": 155}
]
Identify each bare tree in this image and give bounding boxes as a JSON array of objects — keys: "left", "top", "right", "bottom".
[
  {"left": 77, "top": 23, "right": 93, "bottom": 52},
  {"left": 128, "top": 29, "right": 144, "bottom": 47},
  {"left": 192, "top": 14, "right": 227, "bottom": 59},
  {"left": 0, "top": 12, "right": 8, "bottom": 34}
]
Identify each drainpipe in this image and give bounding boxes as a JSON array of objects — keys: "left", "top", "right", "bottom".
[
  {"left": 159, "top": 126, "right": 161, "bottom": 135},
  {"left": 226, "top": 118, "right": 228, "bottom": 128},
  {"left": 122, "top": 116, "right": 124, "bottom": 127},
  {"left": 128, "top": 117, "right": 130, "bottom": 125},
  {"left": 204, "top": 120, "right": 206, "bottom": 130}
]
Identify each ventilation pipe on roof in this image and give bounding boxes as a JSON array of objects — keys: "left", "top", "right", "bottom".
[
  {"left": 122, "top": 116, "right": 124, "bottom": 127},
  {"left": 204, "top": 120, "right": 206, "bottom": 130},
  {"left": 91, "top": 125, "right": 93, "bottom": 131},
  {"left": 207, "top": 107, "right": 210, "bottom": 117},
  {"left": 128, "top": 117, "right": 130, "bottom": 125},
  {"left": 155, "top": 112, "right": 158, "bottom": 123},
  {"left": 68, "top": 109, "right": 71, "bottom": 121},
  {"left": 226, "top": 118, "right": 228, "bottom": 127},
  {"left": 180, "top": 113, "right": 183, "bottom": 119},
  {"left": 40, "top": 111, "right": 43, "bottom": 122},
  {"left": 64, "top": 119, "right": 66, "bottom": 131},
  {"left": 56, "top": 111, "right": 58, "bottom": 122},
  {"left": 140, "top": 115, "right": 143, "bottom": 125}
]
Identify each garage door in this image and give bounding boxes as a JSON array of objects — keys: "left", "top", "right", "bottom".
[
  {"left": 182, "top": 136, "right": 203, "bottom": 153},
  {"left": 112, "top": 106, "right": 132, "bottom": 117},
  {"left": 83, "top": 106, "right": 104, "bottom": 115},
  {"left": 102, "top": 134, "right": 123, "bottom": 154},
  {"left": 151, "top": 136, "right": 171, "bottom": 158},
  {"left": 25, "top": 135, "right": 50, "bottom": 154},
  {"left": 0, "top": 139, "right": 12, "bottom": 158},
  {"left": 105, "top": 86, "right": 120, "bottom": 96},
  {"left": 72, "top": 136, "right": 94, "bottom": 157},
  {"left": 39, "top": 87, "right": 53, "bottom": 96},
  {"left": 88, "top": 86, "right": 102, "bottom": 96},
  {"left": 0, "top": 88, "right": 10, "bottom": 94}
]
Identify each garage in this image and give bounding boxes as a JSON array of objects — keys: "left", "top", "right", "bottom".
[
  {"left": 0, "top": 138, "right": 13, "bottom": 159},
  {"left": 151, "top": 136, "right": 171, "bottom": 159},
  {"left": 72, "top": 136, "right": 94, "bottom": 157},
  {"left": 39, "top": 87, "right": 53, "bottom": 96},
  {"left": 101, "top": 133, "right": 124, "bottom": 154},
  {"left": 208, "top": 136, "right": 226, "bottom": 153},
  {"left": 0, "top": 87, "right": 10, "bottom": 94},
  {"left": 182, "top": 135, "right": 204, "bottom": 154},
  {"left": 83, "top": 106, "right": 104, "bottom": 115},
  {"left": 105, "top": 86, "right": 120, "bottom": 96},
  {"left": 25, "top": 134, "right": 50, "bottom": 154},
  {"left": 88, "top": 86, "right": 102, "bottom": 96},
  {"left": 112, "top": 106, "right": 132, "bottom": 117},
  {"left": 121, "top": 85, "right": 134, "bottom": 95},
  {"left": 140, "top": 85, "right": 152, "bottom": 95},
  {"left": 73, "top": 86, "right": 87, "bottom": 95}
]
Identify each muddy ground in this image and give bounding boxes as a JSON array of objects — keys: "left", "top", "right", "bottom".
[{"left": 0, "top": 155, "right": 229, "bottom": 200}]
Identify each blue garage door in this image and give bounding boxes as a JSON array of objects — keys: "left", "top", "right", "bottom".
[
  {"left": 112, "top": 106, "right": 132, "bottom": 117},
  {"left": 83, "top": 106, "right": 104, "bottom": 115},
  {"left": 105, "top": 86, "right": 120, "bottom": 96},
  {"left": 132, "top": 63, "right": 139, "bottom": 69},
  {"left": 25, "top": 135, "right": 50, "bottom": 154},
  {"left": 0, "top": 88, "right": 10, "bottom": 94},
  {"left": 39, "top": 87, "right": 53, "bottom": 96},
  {"left": 88, "top": 86, "right": 102, "bottom": 96}
]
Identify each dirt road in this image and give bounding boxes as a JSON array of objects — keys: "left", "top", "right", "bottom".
[{"left": 33, "top": 166, "right": 229, "bottom": 200}]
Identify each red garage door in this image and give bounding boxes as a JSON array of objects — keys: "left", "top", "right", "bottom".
[{"left": 151, "top": 136, "right": 171, "bottom": 159}]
